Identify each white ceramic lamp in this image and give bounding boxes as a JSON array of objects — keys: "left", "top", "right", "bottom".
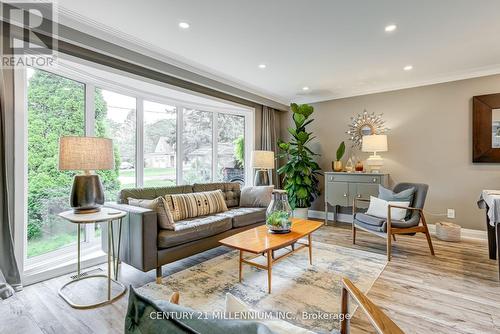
[
  {"left": 361, "top": 135, "right": 388, "bottom": 173},
  {"left": 251, "top": 150, "right": 274, "bottom": 185}
]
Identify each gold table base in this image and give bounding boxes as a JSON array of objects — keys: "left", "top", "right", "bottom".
[{"left": 59, "top": 216, "right": 126, "bottom": 309}]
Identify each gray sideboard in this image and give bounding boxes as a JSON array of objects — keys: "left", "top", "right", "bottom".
[{"left": 324, "top": 172, "right": 389, "bottom": 224}]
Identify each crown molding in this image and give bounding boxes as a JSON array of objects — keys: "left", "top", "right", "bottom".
[{"left": 295, "top": 64, "right": 500, "bottom": 104}]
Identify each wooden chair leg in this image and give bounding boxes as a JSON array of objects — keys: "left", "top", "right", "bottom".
[
  {"left": 387, "top": 233, "right": 392, "bottom": 261},
  {"left": 421, "top": 215, "right": 435, "bottom": 256}
]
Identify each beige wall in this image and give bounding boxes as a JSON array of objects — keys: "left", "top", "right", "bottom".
[{"left": 280, "top": 74, "right": 500, "bottom": 230}]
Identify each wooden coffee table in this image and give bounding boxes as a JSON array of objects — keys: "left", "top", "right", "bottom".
[{"left": 219, "top": 218, "right": 323, "bottom": 293}]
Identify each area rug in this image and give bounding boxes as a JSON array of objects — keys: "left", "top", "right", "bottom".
[{"left": 138, "top": 241, "right": 387, "bottom": 333}]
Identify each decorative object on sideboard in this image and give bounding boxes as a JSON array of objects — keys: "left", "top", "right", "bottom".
[
  {"left": 345, "top": 156, "right": 354, "bottom": 173},
  {"left": 435, "top": 222, "right": 461, "bottom": 242},
  {"left": 251, "top": 150, "right": 274, "bottom": 185},
  {"left": 58, "top": 136, "right": 114, "bottom": 214},
  {"left": 278, "top": 103, "right": 321, "bottom": 219},
  {"left": 333, "top": 141, "right": 346, "bottom": 172},
  {"left": 362, "top": 134, "right": 388, "bottom": 173},
  {"left": 355, "top": 160, "right": 364, "bottom": 172},
  {"left": 472, "top": 93, "right": 500, "bottom": 162},
  {"left": 346, "top": 109, "right": 389, "bottom": 148},
  {"left": 266, "top": 190, "right": 292, "bottom": 233}
]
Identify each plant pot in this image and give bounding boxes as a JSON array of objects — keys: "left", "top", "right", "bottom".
[
  {"left": 332, "top": 160, "right": 343, "bottom": 172},
  {"left": 293, "top": 207, "right": 309, "bottom": 219}
]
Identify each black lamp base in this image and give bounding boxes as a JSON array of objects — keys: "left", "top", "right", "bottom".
[
  {"left": 70, "top": 174, "right": 105, "bottom": 214},
  {"left": 254, "top": 169, "right": 270, "bottom": 186}
]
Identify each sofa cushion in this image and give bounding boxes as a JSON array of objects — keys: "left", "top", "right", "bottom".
[
  {"left": 158, "top": 215, "right": 232, "bottom": 249},
  {"left": 216, "top": 207, "right": 266, "bottom": 228},
  {"left": 193, "top": 182, "right": 241, "bottom": 208},
  {"left": 163, "top": 190, "right": 228, "bottom": 221},
  {"left": 127, "top": 197, "right": 176, "bottom": 230},
  {"left": 240, "top": 186, "right": 274, "bottom": 208},
  {"left": 119, "top": 185, "right": 193, "bottom": 204}
]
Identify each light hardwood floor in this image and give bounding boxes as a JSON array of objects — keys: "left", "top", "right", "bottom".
[{"left": 2, "top": 222, "right": 499, "bottom": 334}]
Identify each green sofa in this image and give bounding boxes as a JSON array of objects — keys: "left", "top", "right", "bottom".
[{"left": 104, "top": 182, "right": 266, "bottom": 283}]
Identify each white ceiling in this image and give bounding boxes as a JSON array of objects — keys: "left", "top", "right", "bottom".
[{"left": 57, "top": 0, "right": 500, "bottom": 104}]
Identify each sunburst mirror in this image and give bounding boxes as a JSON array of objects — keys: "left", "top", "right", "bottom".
[{"left": 346, "top": 110, "right": 389, "bottom": 148}]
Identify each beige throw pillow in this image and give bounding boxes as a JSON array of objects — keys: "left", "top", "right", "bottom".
[
  {"left": 128, "top": 197, "right": 176, "bottom": 230},
  {"left": 239, "top": 186, "right": 274, "bottom": 207},
  {"left": 163, "top": 190, "right": 228, "bottom": 221}
]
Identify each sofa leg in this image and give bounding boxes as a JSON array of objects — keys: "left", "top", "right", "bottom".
[
  {"left": 156, "top": 266, "right": 162, "bottom": 284},
  {"left": 352, "top": 225, "right": 356, "bottom": 244}
]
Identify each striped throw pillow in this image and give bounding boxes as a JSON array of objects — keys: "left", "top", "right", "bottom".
[{"left": 163, "top": 190, "right": 228, "bottom": 221}]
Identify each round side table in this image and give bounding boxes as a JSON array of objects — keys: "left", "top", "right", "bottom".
[{"left": 58, "top": 207, "right": 127, "bottom": 309}]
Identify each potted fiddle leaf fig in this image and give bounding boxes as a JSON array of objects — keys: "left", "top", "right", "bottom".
[
  {"left": 278, "top": 103, "right": 322, "bottom": 218},
  {"left": 333, "top": 141, "right": 345, "bottom": 172}
]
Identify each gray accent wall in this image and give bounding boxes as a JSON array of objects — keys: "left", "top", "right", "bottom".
[{"left": 280, "top": 74, "right": 500, "bottom": 230}]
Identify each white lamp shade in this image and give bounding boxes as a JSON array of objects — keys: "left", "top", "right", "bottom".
[
  {"left": 59, "top": 136, "right": 114, "bottom": 171},
  {"left": 361, "top": 135, "right": 388, "bottom": 153},
  {"left": 251, "top": 150, "right": 275, "bottom": 169}
]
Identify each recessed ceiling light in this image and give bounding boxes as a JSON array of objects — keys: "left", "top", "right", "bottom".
[
  {"left": 178, "top": 22, "right": 190, "bottom": 29},
  {"left": 302, "top": 86, "right": 310, "bottom": 91},
  {"left": 258, "top": 64, "right": 266, "bottom": 69},
  {"left": 385, "top": 24, "right": 397, "bottom": 32},
  {"left": 403, "top": 65, "right": 413, "bottom": 71}
]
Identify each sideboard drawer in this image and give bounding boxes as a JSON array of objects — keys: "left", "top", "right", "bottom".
[{"left": 328, "top": 174, "right": 382, "bottom": 184}]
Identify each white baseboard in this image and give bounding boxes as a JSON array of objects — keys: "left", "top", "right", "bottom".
[{"left": 308, "top": 210, "right": 487, "bottom": 241}]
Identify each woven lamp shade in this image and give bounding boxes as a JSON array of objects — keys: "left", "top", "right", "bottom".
[
  {"left": 59, "top": 136, "right": 114, "bottom": 171},
  {"left": 251, "top": 150, "right": 275, "bottom": 169}
]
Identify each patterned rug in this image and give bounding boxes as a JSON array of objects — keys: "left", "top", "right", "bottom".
[{"left": 138, "top": 241, "right": 387, "bottom": 333}]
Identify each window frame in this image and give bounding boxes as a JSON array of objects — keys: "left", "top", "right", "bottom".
[{"left": 14, "top": 60, "right": 255, "bottom": 285}]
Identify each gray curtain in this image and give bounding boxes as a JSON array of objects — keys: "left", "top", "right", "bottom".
[
  {"left": 261, "top": 106, "right": 281, "bottom": 188},
  {"left": 0, "top": 65, "right": 22, "bottom": 299}
]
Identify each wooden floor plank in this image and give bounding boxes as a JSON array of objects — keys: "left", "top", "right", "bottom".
[{"left": 2, "top": 222, "right": 499, "bottom": 333}]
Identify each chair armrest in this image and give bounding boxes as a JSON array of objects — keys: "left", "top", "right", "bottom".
[
  {"left": 387, "top": 204, "right": 422, "bottom": 212},
  {"left": 102, "top": 202, "right": 158, "bottom": 272},
  {"left": 340, "top": 277, "right": 404, "bottom": 334}
]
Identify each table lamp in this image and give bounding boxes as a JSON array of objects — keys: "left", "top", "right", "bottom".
[
  {"left": 59, "top": 136, "right": 114, "bottom": 214},
  {"left": 251, "top": 150, "right": 274, "bottom": 185},
  {"left": 361, "top": 135, "right": 388, "bottom": 173}
]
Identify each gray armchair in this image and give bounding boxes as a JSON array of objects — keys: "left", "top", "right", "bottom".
[{"left": 352, "top": 182, "right": 435, "bottom": 261}]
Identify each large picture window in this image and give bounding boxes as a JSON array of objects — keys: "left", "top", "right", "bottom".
[{"left": 17, "top": 63, "right": 253, "bottom": 282}]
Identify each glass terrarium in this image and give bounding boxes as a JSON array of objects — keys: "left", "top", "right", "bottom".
[{"left": 266, "top": 190, "right": 292, "bottom": 233}]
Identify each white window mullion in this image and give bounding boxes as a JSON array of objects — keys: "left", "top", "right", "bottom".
[
  {"left": 84, "top": 84, "right": 95, "bottom": 243},
  {"left": 85, "top": 84, "right": 95, "bottom": 136},
  {"left": 176, "top": 105, "right": 183, "bottom": 185},
  {"left": 136, "top": 98, "right": 144, "bottom": 187},
  {"left": 212, "top": 112, "right": 218, "bottom": 182}
]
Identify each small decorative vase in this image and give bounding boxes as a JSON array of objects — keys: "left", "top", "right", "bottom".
[
  {"left": 266, "top": 190, "right": 292, "bottom": 234},
  {"left": 355, "top": 160, "right": 364, "bottom": 172},
  {"left": 345, "top": 157, "right": 354, "bottom": 173},
  {"left": 332, "top": 160, "right": 343, "bottom": 172}
]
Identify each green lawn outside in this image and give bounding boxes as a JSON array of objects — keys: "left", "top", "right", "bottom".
[{"left": 27, "top": 231, "right": 79, "bottom": 258}]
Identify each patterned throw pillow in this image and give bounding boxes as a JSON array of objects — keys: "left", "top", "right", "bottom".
[
  {"left": 163, "top": 190, "right": 228, "bottom": 221},
  {"left": 127, "top": 197, "right": 176, "bottom": 230}
]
